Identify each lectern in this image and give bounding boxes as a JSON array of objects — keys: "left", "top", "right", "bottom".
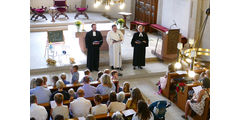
[{"left": 152, "top": 29, "right": 181, "bottom": 60}]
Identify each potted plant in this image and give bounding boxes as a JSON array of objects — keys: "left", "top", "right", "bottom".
[
  {"left": 117, "top": 18, "right": 125, "bottom": 29},
  {"left": 75, "top": 21, "right": 82, "bottom": 32}
]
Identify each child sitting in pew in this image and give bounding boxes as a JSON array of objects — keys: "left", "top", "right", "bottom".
[
  {"left": 156, "top": 63, "right": 175, "bottom": 94},
  {"left": 84, "top": 69, "right": 94, "bottom": 82}
]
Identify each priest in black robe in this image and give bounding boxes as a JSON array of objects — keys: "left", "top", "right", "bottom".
[
  {"left": 131, "top": 25, "right": 149, "bottom": 69},
  {"left": 85, "top": 24, "right": 103, "bottom": 71}
]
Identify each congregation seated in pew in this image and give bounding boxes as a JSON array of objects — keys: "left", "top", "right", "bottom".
[
  {"left": 91, "top": 95, "right": 108, "bottom": 115},
  {"left": 69, "top": 89, "right": 92, "bottom": 118},
  {"left": 182, "top": 77, "right": 210, "bottom": 120},
  {"left": 96, "top": 74, "right": 116, "bottom": 95},
  {"left": 30, "top": 94, "right": 48, "bottom": 120},
  {"left": 108, "top": 91, "right": 126, "bottom": 113},
  {"left": 30, "top": 78, "right": 51, "bottom": 104},
  {"left": 51, "top": 93, "right": 69, "bottom": 119},
  {"left": 50, "top": 80, "right": 70, "bottom": 101},
  {"left": 77, "top": 75, "right": 97, "bottom": 98},
  {"left": 126, "top": 87, "right": 145, "bottom": 110},
  {"left": 60, "top": 73, "right": 70, "bottom": 85}
]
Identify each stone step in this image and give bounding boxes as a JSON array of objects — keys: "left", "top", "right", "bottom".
[
  {"left": 30, "top": 26, "right": 68, "bottom": 32},
  {"left": 30, "top": 57, "right": 161, "bottom": 74}
]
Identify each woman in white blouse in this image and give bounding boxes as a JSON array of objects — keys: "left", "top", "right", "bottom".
[
  {"left": 132, "top": 100, "right": 154, "bottom": 120},
  {"left": 91, "top": 95, "right": 108, "bottom": 115}
]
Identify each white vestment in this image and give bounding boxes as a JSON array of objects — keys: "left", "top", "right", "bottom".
[{"left": 106, "top": 30, "right": 124, "bottom": 68}]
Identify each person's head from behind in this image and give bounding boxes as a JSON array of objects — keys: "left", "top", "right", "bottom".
[
  {"left": 123, "top": 81, "right": 130, "bottom": 93},
  {"left": 86, "top": 114, "right": 96, "bottom": 120},
  {"left": 52, "top": 76, "right": 59, "bottom": 86},
  {"left": 30, "top": 94, "right": 37, "bottom": 105},
  {"left": 54, "top": 114, "right": 64, "bottom": 120},
  {"left": 42, "top": 76, "right": 47, "bottom": 85},
  {"left": 68, "top": 88, "right": 75, "bottom": 98},
  {"left": 112, "top": 111, "right": 124, "bottom": 120},
  {"left": 77, "top": 89, "right": 85, "bottom": 97},
  {"left": 72, "top": 65, "right": 79, "bottom": 72},
  {"left": 136, "top": 100, "right": 151, "bottom": 120},
  {"left": 104, "top": 69, "right": 110, "bottom": 74},
  {"left": 97, "top": 71, "right": 103, "bottom": 80},
  {"left": 83, "top": 75, "right": 90, "bottom": 84},
  {"left": 112, "top": 24, "right": 117, "bottom": 32},
  {"left": 94, "top": 94, "right": 102, "bottom": 105},
  {"left": 36, "top": 78, "right": 43, "bottom": 86},
  {"left": 193, "top": 74, "right": 200, "bottom": 82},
  {"left": 101, "top": 74, "right": 112, "bottom": 88},
  {"left": 54, "top": 93, "right": 63, "bottom": 105},
  {"left": 131, "top": 87, "right": 144, "bottom": 104},
  {"left": 56, "top": 80, "right": 65, "bottom": 90},
  {"left": 60, "top": 73, "right": 66, "bottom": 80},
  {"left": 30, "top": 78, "right": 37, "bottom": 89},
  {"left": 84, "top": 69, "right": 91, "bottom": 76},
  {"left": 202, "top": 77, "right": 210, "bottom": 89},
  {"left": 168, "top": 63, "right": 175, "bottom": 73},
  {"left": 111, "top": 70, "right": 118, "bottom": 79},
  {"left": 117, "top": 92, "right": 125, "bottom": 102},
  {"left": 92, "top": 24, "right": 97, "bottom": 31},
  {"left": 206, "top": 70, "right": 210, "bottom": 78},
  {"left": 109, "top": 91, "right": 117, "bottom": 102}
]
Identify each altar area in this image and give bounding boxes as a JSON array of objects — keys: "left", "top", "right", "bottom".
[{"left": 30, "top": 22, "right": 162, "bottom": 74}]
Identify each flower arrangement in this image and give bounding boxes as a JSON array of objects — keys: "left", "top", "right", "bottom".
[
  {"left": 176, "top": 82, "right": 186, "bottom": 92},
  {"left": 69, "top": 57, "right": 75, "bottom": 64},
  {"left": 117, "top": 18, "right": 125, "bottom": 28},
  {"left": 75, "top": 21, "right": 82, "bottom": 32},
  {"left": 46, "top": 58, "right": 56, "bottom": 65}
]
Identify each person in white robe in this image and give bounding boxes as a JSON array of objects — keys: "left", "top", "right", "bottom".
[{"left": 106, "top": 24, "right": 124, "bottom": 70}]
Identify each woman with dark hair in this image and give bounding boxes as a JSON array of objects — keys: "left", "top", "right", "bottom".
[
  {"left": 126, "top": 87, "right": 145, "bottom": 110},
  {"left": 132, "top": 100, "right": 153, "bottom": 120},
  {"left": 181, "top": 77, "right": 210, "bottom": 120}
]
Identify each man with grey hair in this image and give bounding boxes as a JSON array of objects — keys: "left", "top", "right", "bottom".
[
  {"left": 30, "top": 94, "right": 48, "bottom": 120},
  {"left": 112, "top": 111, "right": 124, "bottom": 120},
  {"left": 117, "top": 92, "right": 125, "bottom": 102},
  {"left": 30, "top": 78, "right": 52, "bottom": 104},
  {"left": 69, "top": 89, "right": 92, "bottom": 117}
]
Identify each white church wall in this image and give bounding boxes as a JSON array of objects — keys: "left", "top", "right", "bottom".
[{"left": 160, "top": 0, "right": 192, "bottom": 37}]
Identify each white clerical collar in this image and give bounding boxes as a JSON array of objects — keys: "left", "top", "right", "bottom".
[
  {"left": 93, "top": 31, "right": 96, "bottom": 36},
  {"left": 139, "top": 32, "right": 143, "bottom": 37}
]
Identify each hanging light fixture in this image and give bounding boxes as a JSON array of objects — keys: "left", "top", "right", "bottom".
[
  {"left": 110, "top": 0, "right": 114, "bottom": 5},
  {"left": 105, "top": 0, "right": 110, "bottom": 10},
  {"left": 119, "top": 0, "right": 125, "bottom": 9},
  {"left": 94, "top": 0, "right": 101, "bottom": 8}
]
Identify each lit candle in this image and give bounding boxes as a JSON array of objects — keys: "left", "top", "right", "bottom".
[
  {"left": 189, "top": 38, "right": 194, "bottom": 45},
  {"left": 190, "top": 50, "right": 196, "bottom": 57},
  {"left": 177, "top": 42, "right": 183, "bottom": 50}
]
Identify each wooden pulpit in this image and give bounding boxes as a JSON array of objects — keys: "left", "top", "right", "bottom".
[{"left": 152, "top": 29, "right": 181, "bottom": 60}]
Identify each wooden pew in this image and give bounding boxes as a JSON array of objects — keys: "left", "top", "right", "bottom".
[
  {"left": 162, "top": 69, "right": 205, "bottom": 100},
  {"left": 189, "top": 97, "right": 210, "bottom": 120},
  {"left": 177, "top": 83, "right": 202, "bottom": 111}
]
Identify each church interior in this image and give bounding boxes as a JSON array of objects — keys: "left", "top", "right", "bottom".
[{"left": 29, "top": 0, "right": 210, "bottom": 120}]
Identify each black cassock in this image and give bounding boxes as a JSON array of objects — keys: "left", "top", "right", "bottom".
[
  {"left": 85, "top": 30, "right": 103, "bottom": 71},
  {"left": 131, "top": 32, "right": 149, "bottom": 66}
]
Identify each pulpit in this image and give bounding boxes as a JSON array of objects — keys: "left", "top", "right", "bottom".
[{"left": 152, "top": 29, "right": 181, "bottom": 60}]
